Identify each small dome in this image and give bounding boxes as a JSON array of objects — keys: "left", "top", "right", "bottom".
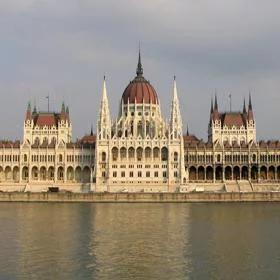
[{"left": 121, "top": 51, "right": 159, "bottom": 105}]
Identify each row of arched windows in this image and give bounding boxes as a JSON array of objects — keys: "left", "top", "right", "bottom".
[{"left": 101, "top": 147, "right": 176, "bottom": 162}]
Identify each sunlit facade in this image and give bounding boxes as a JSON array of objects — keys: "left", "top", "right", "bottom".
[{"left": 0, "top": 53, "right": 280, "bottom": 192}]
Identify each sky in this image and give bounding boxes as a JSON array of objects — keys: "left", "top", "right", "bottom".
[{"left": 0, "top": 0, "right": 280, "bottom": 141}]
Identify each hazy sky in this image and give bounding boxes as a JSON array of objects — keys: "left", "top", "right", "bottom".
[{"left": 1, "top": 0, "right": 280, "bottom": 141}]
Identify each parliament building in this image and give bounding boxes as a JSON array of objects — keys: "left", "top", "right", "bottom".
[{"left": 1, "top": 53, "right": 280, "bottom": 192}]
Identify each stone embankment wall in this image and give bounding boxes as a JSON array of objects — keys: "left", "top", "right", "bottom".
[{"left": 0, "top": 192, "right": 280, "bottom": 202}]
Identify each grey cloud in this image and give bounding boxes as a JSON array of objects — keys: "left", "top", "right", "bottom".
[{"left": 0, "top": 0, "right": 280, "bottom": 140}]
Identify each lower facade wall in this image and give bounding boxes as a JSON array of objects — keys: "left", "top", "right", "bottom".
[
  {"left": 0, "top": 192, "right": 280, "bottom": 202},
  {"left": 0, "top": 183, "right": 92, "bottom": 193}
]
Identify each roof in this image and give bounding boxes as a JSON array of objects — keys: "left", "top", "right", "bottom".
[
  {"left": 0, "top": 140, "right": 20, "bottom": 148},
  {"left": 33, "top": 113, "right": 60, "bottom": 127},
  {"left": 122, "top": 77, "right": 158, "bottom": 105},
  {"left": 80, "top": 134, "right": 96, "bottom": 144},
  {"left": 220, "top": 112, "right": 246, "bottom": 128}
]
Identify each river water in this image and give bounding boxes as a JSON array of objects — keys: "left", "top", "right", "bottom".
[{"left": 0, "top": 203, "right": 279, "bottom": 280}]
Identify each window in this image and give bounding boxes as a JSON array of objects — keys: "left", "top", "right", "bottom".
[
  {"left": 161, "top": 147, "right": 168, "bottom": 161},
  {"left": 113, "top": 172, "right": 117, "bottom": 177},
  {"left": 138, "top": 171, "right": 142, "bottom": 177},
  {"left": 102, "top": 152, "right": 106, "bottom": 162},
  {"left": 59, "top": 154, "right": 63, "bottom": 162},
  {"left": 129, "top": 171, "right": 134, "bottom": 177},
  {"left": 163, "top": 171, "right": 167, "bottom": 178},
  {"left": 102, "top": 171, "right": 106, "bottom": 178},
  {"left": 121, "top": 171, "right": 125, "bottom": 178},
  {"left": 146, "top": 171, "right": 150, "bottom": 177},
  {"left": 154, "top": 171, "right": 159, "bottom": 177},
  {"left": 174, "top": 171, "right": 178, "bottom": 178}
]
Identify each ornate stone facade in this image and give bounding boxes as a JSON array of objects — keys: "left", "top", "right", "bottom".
[
  {"left": 0, "top": 52, "right": 280, "bottom": 192},
  {"left": 95, "top": 53, "right": 187, "bottom": 192}
]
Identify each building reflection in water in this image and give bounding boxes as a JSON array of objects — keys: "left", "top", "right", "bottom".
[
  {"left": 87, "top": 204, "right": 192, "bottom": 279},
  {"left": 0, "top": 203, "right": 279, "bottom": 279}
]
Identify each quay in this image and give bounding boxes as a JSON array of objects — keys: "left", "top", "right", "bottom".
[{"left": 0, "top": 191, "right": 280, "bottom": 203}]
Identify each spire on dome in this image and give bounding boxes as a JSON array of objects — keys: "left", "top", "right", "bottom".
[{"left": 136, "top": 47, "right": 143, "bottom": 77}]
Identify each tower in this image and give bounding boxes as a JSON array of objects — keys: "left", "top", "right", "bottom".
[
  {"left": 170, "top": 76, "right": 183, "bottom": 140},
  {"left": 97, "top": 77, "right": 111, "bottom": 140},
  {"left": 95, "top": 77, "right": 111, "bottom": 190}
]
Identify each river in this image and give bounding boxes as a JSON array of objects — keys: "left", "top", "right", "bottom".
[{"left": 0, "top": 203, "right": 279, "bottom": 279}]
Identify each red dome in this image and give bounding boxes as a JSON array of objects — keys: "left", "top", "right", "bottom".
[
  {"left": 122, "top": 77, "right": 158, "bottom": 105},
  {"left": 122, "top": 50, "right": 159, "bottom": 105}
]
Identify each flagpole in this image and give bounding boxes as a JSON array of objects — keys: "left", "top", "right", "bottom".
[{"left": 46, "top": 95, "right": 49, "bottom": 112}]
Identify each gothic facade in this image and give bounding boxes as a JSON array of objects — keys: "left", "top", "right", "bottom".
[
  {"left": 0, "top": 52, "right": 280, "bottom": 192},
  {"left": 95, "top": 53, "right": 186, "bottom": 192}
]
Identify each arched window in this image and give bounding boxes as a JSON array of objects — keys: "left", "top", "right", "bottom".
[
  {"left": 145, "top": 147, "right": 152, "bottom": 159},
  {"left": 120, "top": 148, "right": 127, "bottom": 160},
  {"left": 102, "top": 152, "right": 106, "bottom": 162},
  {"left": 59, "top": 154, "right": 63, "bottom": 162},
  {"left": 34, "top": 137, "right": 40, "bottom": 145},
  {"left": 137, "top": 122, "right": 142, "bottom": 137},
  {"left": 136, "top": 147, "right": 143, "bottom": 161},
  {"left": 252, "top": 154, "right": 257, "bottom": 162},
  {"left": 161, "top": 147, "right": 168, "bottom": 161},
  {"left": 174, "top": 152, "right": 178, "bottom": 162},
  {"left": 128, "top": 147, "right": 135, "bottom": 160},
  {"left": 153, "top": 147, "right": 160, "bottom": 159},
  {"left": 112, "top": 148, "right": 118, "bottom": 161}
]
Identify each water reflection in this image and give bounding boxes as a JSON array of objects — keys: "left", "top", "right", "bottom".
[{"left": 0, "top": 203, "right": 279, "bottom": 280}]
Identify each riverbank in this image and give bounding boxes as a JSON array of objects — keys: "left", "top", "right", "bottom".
[{"left": 0, "top": 191, "right": 280, "bottom": 202}]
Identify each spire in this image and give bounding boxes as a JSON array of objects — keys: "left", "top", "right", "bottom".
[
  {"left": 136, "top": 47, "right": 143, "bottom": 77},
  {"left": 32, "top": 104, "right": 37, "bottom": 115},
  {"left": 25, "top": 101, "right": 32, "bottom": 121},
  {"left": 212, "top": 93, "right": 220, "bottom": 122},
  {"left": 170, "top": 76, "right": 183, "bottom": 138},
  {"left": 90, "top": 124, "right": 93, "bottom": 136},
  {"left": 186, "top": 125, "right": 189, "bottom": 136},
  {"left": 248, "top": 92, "right": 252, "bottom": 110},
  {"left": 66, "top": 106, "right": 70, "bottom": 122},
  {"left": 214, "top": 94, "right": 218, "bottom": 111},
  {"left": 210, "top": 97, "right": 213, "bottom": 113},
  {"left": 61, "top": 102, "right": 65, "bottom": 113},
  {"left": 248, "top": 92, "right": 254, "bottom": 121},
  {"left": 243, "top": 98, "right": 247, "bottom": 114},
  {"left": 97, "top": 76, "right": 111, "bottom": 140}
]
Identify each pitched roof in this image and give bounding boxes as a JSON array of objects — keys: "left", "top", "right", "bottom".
[{"left": 220, "top": 112, "right": 246, "bottom": 128}]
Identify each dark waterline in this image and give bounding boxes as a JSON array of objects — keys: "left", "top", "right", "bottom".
[{"left": 0, "top": 203, "right": 279, "bottom": 280}]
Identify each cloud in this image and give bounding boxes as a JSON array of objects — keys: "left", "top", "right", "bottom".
[{"left": 0, "top": 0, "right": 280, "bottom": 140}]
